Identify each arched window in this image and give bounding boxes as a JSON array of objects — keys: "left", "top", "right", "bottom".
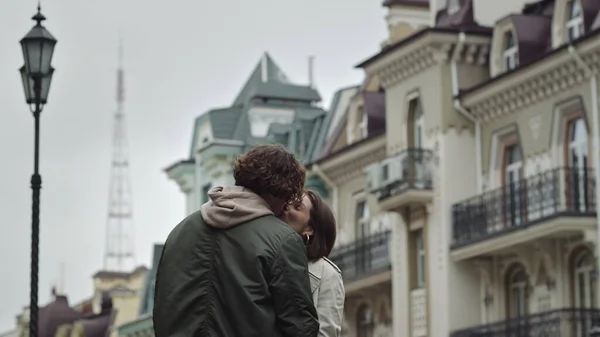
[
  {"left": 503, "top": 31, "right": 519, "bottom": 71},
  {"left": 359, "top": 111, "right": 368, "bottom": 140},
  {"left": 573, "top": 251, "right": 596, "bottom": 309},
  {"left": 567, "top": 118, "right": 589, "bottom": 211},
  {"left": 357, "top": 305, "right": 374, "bottom": 337},
  {"left": 566, "top": 0, "right": 584, "bottom": 41},
  {"left": 412, "top": 102, "right": 424, "bottom": 150},
  {"left": 568, "top": 118, "right": 588, "bottom": 168},
  {"left": 507, "top": 266, "right": 528, "bottom": 319}
]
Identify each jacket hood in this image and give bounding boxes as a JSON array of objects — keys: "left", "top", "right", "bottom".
[{"left": 200, "top": 186, "right": 273, "bottom": 229}]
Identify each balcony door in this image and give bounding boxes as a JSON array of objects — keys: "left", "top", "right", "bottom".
[
  {"left": 355, "top": 200, "right": 370, "bottom": 273},
  {"left": 506, "top": 267, "right": 529, "bottom": 335},
  {"left": 413, "top": 103, "right": 423, "bottom": 150},
  {"left": 574, "top": 251, "right": 597, "bottom": 337},
  {"left": 503, "top": 145, "right": 523, "bottom": 227},
  {"left": 574, "top": 252, "right": 596, "bottom": 309},
  {"left": 410, "top": 100, "right": 425, "bottom": 188},
  {"left": 568, "top": 118, "right": 589, "bottom": 212},
  {"left": 507, "top": 268, "right": 528, "bottom": 319}
]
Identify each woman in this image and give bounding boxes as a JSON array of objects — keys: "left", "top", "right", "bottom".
[{"left": 280, "top": 190, "right": 345, "bottom": 337}]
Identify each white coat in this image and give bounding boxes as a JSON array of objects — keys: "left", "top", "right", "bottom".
[{"left": 308, "top": 257, "right": 345, "bottom": 337}]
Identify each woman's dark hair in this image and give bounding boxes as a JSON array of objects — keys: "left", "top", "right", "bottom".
[
  {"left": 233, "top": 144, "right": 306, "bottom": 206},
  {"left": 305, "top": 190, "right": 337, "bottom": 262}
]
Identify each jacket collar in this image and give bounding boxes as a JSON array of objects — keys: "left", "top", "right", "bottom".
[{"left": 308, "top": 260, "right": 323, "bottom": 294}]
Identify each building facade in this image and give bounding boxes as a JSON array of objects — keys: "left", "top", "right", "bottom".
[
  {"left": 116, "top": 1, "right": 600, "bottom": 337},
  {"left": 306, "top": 0, "right": 600, "bottom": 336},
  {"left": 6, "top": 266, "right": 147, "bottom": 337}
]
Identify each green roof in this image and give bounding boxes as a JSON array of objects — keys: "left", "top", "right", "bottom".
[
  {"left": 232, "top": 52, "right": 321, "bottom": 105},
  {"left": 182, "top": 53, "right": 355, "bottom": 168}
]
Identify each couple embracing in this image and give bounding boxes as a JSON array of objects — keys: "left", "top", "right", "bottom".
[{"left": 153, "top": 144, "right": 345, "bottom": 337}]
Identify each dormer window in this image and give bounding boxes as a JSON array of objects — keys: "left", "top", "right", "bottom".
[
  {"left": 566, "top": 0, "right": 584, "bottom": 41},
  {"left": 448, "top": 0, "right": 460, "bottom": 14},
  {"left": 503, "top": 31, "right": 519, "bottom": 71},
  {"left": 358, "top": 111, "right": 368, "bottom": 139}
]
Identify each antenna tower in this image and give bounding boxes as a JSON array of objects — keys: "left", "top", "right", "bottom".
[{"left": 103, "top": 38, "right": 136, "bottom": 271}]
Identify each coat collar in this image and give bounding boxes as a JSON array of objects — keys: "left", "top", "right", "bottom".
[{"left": 308, "top": 260, "right": 323, "bottom": 293}]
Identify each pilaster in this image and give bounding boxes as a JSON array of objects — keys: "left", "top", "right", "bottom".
[{"left": 390, "top": 211, "right": 410, "bottom": 337}]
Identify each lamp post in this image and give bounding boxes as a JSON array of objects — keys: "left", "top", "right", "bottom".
[{"left": 19, "top": 5, "right": 56, "bottom": 337}]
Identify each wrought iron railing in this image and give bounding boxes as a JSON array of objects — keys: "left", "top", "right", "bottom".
[
  {"left": 452, "top": 167, "right": 596, "bottom": 249},
  {"left": 329, "top": 230, "right": 391, "bottom": 282},
  {"left": 450, "top": 308, "right": 600, "bottom": 337},
  {"left": 377, "top": 148, "right": 434, "bottom": 201}
]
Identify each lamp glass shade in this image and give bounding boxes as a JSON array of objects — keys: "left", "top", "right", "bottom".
[
  {"left": 20, "top": 25, "right": 56, "bottom": 76},
  {"left": 20, "top": 66, "right": 54, "bottom": 105}
]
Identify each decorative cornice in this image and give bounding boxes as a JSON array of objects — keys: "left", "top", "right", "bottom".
[
  {"left": 319, "top": 136, "right": 387, "bottom": 185},
  {"left": 328, "top": 148, "right": 386, "bottom": 185},
  {"left": 365, "top": 33, "right": 490, "bottom": 89},
  {"left": 463, "top": 45, "right": 600, "bottom": 123}
]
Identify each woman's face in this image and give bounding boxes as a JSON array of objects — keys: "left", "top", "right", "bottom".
[{"left": 280, "top": 194, "right": 312, "bottom": 234}]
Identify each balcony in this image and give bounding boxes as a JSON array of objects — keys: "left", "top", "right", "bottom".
[
  {"left": 329, "top": 230, "right": 391, "bottom": 292},
  {"left": 451, "top": 167, "right": 596, "bottom": 260},
  {"left": 450, "top": 308, "right": 600, "bottom": 337},
  {"left": 366, "top": 148, "right": 434, "bottom": 211}
]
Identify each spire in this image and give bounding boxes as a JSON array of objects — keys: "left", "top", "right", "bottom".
[
  {"left": 117, "top": 35, "right": 125, "bottom": 109},
  {"left": 261, "top": 52, "right": 268, "bottom": 83}
]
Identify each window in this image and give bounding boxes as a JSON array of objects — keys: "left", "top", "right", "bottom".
[
  {"left": 447, "top": 0, "right": 460, "bottom": 14},
  {"left": 507, "top": 267, "right": 528, "bottom": 319},
  {"left": 408, "top": 98, "right": 424, "bottom": 149},
  {"left": 503, "top": 144, "right": 523, "bottom": 226},
  {"left": 355, "top": 200, "right": 370, "bottom": 239},
  {"left": 568, "top": 118, "right": 588, "bottom": 169},
  {"left": 573, "top": 251, "right": 596, "bottom": 309},
  {"left": 568, "top": 118, "right": 589, "bottom": 211},
  {"left": 359, "top": 111, "right": 368, "bottom": 139},
  {"left": 247, "top": 107, "right": 295, "bottom": 137},
  {"left": 503, "top": 31, "right": 519, "bottom": 71},
  {"left": 381, "top": 164, "right": 389, "bottom": 182},
  {"left": 357, "top": 305, "right": 374, "bottom": 337},
  {"left": 415, "top": 230, "right": 426, "bottom": 288},
  {"left": 413, "top": 102, "right": 424, "bottom": 149},
  {"left": 566, "top": 0, "right": 584, "bottom": 41}
]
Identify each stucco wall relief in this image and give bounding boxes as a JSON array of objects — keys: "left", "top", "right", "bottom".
[
  {"left": 529, "top": 114, "right": 542, "bottom": 141},
  {"left": 469, "top": 48, "right": 600, "bottom": 122}
]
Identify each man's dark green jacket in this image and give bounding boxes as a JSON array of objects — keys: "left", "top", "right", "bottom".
[{"left": 153, "top": 186, "right": 319, "bottom": 337}]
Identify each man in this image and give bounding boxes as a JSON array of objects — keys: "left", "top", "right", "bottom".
[{"left": 153, "top": 144, "right": 319, "bottom": 337}]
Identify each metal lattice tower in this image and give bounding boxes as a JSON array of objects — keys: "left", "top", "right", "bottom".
[{"left": 103, "top": 39, "right": 136, "bottom": 271}]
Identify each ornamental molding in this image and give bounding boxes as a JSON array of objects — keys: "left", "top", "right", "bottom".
[
  {"left": 364, "top": 32, "right": 490, "bottom": 89},
  {"left": 326, "top": 145, "right": 387, "bottom": 185},
  {"left": 464, "top": 46, "right": 600, "bottom": 123}
]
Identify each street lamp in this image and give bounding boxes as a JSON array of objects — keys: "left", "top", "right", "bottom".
[{"left": 19, "top": 4, "right": 56, "bottom": 337}]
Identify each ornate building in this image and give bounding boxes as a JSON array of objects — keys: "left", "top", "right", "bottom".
[
  {"left": 165, "top": 52, "right": 331, "bottom": 215},
  {"left": 304, "top": 0, "right": 600, "bottom": 336}
]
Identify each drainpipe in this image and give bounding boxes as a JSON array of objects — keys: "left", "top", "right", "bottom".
[
  {"left": 312, "top": 163, "right": 339, "bottom": 218},
  {"left": 451, "top": 32, "right": 483, "bottom": 193},
  {"left": 568, "top": 46, "right": 600, "bottom": 298}
]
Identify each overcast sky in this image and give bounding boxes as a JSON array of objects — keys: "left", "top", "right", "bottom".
[
  {"left": 0, "top": 0, "right": 388, "bottom": 330},
  {"left": 0, "top": 0, "right": 529, "bottom": 331}
]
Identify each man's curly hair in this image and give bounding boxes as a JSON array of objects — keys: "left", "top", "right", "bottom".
[{"left": 233, "top": 144, "right": 306, "bottom": 207}]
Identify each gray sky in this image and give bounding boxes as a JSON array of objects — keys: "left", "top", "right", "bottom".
[{"left": 0, "top": 0, "right": 387, "bottom": 330}]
